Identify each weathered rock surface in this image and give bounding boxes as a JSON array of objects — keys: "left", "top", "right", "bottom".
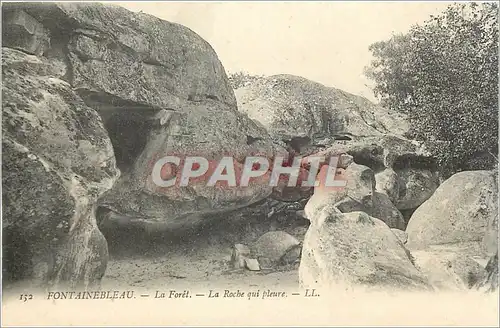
[
  {"left": 234, "top": 75, "right": 439, "bottom": 208},
  {"left": 3, "top": 3, "right": 278, "bottom": 231},
  {"left": 475, "top": 251, "right": 499, "bottom": 293},
  {"left": 305, "top": 163, "right": 406, "bottom": 229},
  {"left": 98, "top": 102, "right": 275, "bottom": 230},
  {"left": 3, "top": 2, "right": 237, "bottom": 109},
  {"left": 375, "top": 168, "right": 399, "bottom": 203},
  {"left": 406, "top": 170, "right": 498, "bottom": 256},
  {"left": 2, "top": 9, "right": 50, "bottom": 56},
  {"left": 2, "top": 47, "right": 119, "bottom": 288},
  {"left": 299, "top": 210, "right": 432, "bottom": 291},
  {"left": 252, "top": 231, "right": 301, "bottom": 264},
  {"left": 394, "top": 168, "right": 439, "bottom": 210},
  {"left": 235, "top": 75, "right": 437, "bottom": 164},
  {"left": 411, "top": 249, "right": 487, "bottom": 291},
  {"left": 235, "top": 75, "right": 410, "bottom": 150},
  {"left": 391, "top": 229, "right": 408, "bottom": 245}
]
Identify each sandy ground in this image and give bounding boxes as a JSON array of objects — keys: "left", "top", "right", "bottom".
[{"left": 100, "top": 212, "right": 306, "bottom": 291}]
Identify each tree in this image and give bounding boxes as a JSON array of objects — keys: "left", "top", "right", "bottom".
[{"left": 365, "top": 2, "right": 499, "bottom": 176}]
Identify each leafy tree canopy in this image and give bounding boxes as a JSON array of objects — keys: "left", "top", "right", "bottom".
[{"left": 365, "top": 2, "right": 499, "bottom": 175}]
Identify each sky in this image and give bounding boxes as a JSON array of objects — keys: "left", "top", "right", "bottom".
[{"left": 114, "top": 1, "right": 451, "bottom": 102}]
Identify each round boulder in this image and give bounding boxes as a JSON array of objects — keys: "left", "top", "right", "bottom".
[{"left": 252, "top": 231, "right": 301, "bottom": 264}]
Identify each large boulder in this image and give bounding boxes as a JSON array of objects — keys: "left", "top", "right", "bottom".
[
  {"left": 234, "top": 75, "right": 439, "bottom": 204},
  {"left": 406, "top": 170, "right": 498, "bottom": 256},
  {"left": 375, "top": 167, "right": 440, "bottom": 217},
  {"left": 235, "top": 75, "right": 437, "bottom": 162},
  {"left": 99, "top": 103, "right": 275, "bottom": 230},
  {"left": 299, "top": 209, "right": 432, "bottom": 291},
  {"left": 3, "top": 2, "right": 236, "bottom": 109},
  {"left": 371, "top": 191, "right": 406, "bottom": 230},
  {"left": 404, "top": 170, "right": 498, "bottom": 292},
  {"left": 2, "top": 3, "right": 277, "bottom": 231},
  {"left": 394, "top": 168, "right": 440, "bottom": 211},
  {"left": 235, "top": 75, "right": 410, "bottom": 151},
  {"left": 2, "top": 47, "right": 119, "bottom": 289},
  {"left": 305, "top": 163, "right": 406, "bottom": 229}
]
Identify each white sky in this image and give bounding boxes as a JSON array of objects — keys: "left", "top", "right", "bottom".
[{"left": 114, "top": 1, "right": 451, "bottom": 102}]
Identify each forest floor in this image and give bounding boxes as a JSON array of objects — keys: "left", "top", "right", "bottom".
[{"left": 100, "top": 212, "right": 308, "bottom": 292}]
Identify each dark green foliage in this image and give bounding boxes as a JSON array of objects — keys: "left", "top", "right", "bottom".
[{"left": 365, "top": 3, "right": 499, "bottom": 176}]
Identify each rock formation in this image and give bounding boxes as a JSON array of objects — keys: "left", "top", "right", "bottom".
[
  {"left": 235, "top": 75, "right": 439, "bottom": 211},
  {"left": 2, "top": 47, "right": 119, "bottom": 289},
  {"left": 406, "top": 170, "right": 498, "bottom": 255},
  {"left": 299, "top": 210, "right": 432, "bottom": 291},
  {"left": 2, "top": 2, "right": 497, "bottom": 295},
  {"left": 2, "top": 2, "right": 275, "bottom": 288},
  {"left": 305, "top": 163, "right": 406, "bottom": 229}
]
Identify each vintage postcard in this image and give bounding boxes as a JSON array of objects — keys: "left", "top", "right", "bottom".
[{"left": 1, "top": 1, "right": 499, "bottom": 326}]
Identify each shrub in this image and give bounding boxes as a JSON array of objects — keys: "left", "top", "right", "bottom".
[{"left": 228, "top": 71, "right": 265, "bottom": 90}]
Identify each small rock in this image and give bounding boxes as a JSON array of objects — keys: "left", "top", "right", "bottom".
[
  {"left": 244, "top": 258, "right": 260, "bottom": 271},
  {"left": 231, "top": 244, "right": 251, "bottom": 269},
  {"left": 234, "top": 243, "right": 251, "bottom": 256}
]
